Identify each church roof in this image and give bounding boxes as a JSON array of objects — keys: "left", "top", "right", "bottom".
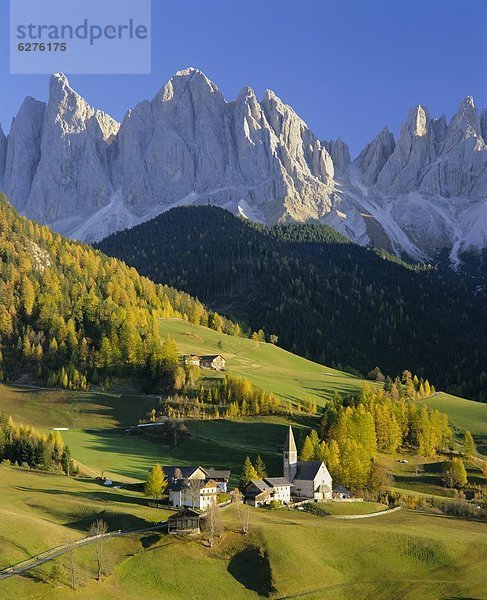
[
  {"left": 294, "top": 461, "right": 324, "bottom": 481},
  {"left": 284, "top": 425, "right": 297, "bottom": 454}
]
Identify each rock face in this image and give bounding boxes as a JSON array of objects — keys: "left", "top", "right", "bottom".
[
  {"left": 0, "top": 124, "right": 7, "bottom": 183},
  {"left": 2, "top": 68, "right": 487, "bottom": 264}
]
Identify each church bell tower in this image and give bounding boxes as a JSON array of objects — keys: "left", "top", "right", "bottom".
[{"left": 283, "top": 425, "right": 297, "bottom": 481}]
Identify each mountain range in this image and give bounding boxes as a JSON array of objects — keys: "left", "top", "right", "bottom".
[{"left": 1, "top": 68, "right": 487, "bottom": 265}]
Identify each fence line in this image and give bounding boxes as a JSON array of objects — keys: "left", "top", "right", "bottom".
[
  {"left": 0, "top": 522, "right": 168, "bottom": 578},
  {"left": 331, "top": 506, "right": 401, "bottom": 519}
]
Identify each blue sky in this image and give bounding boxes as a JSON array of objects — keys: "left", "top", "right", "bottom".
[{"left": 1, "top": 0, "right": 486, "bottom": 156}]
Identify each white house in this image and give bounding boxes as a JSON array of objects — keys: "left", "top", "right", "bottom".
[
  {"left": 263, "top": 477, "right": 293, "bottom": 504},
  {"left": 283, "top": 426, "right": 333, "bottom": 501},
  {"left": 205, "top": 469, "right": 231, "bottom": 493},
  {"left": 245, "top": 477, "right": 293, "bottom": 507},
  {"left": 163, "top": 465, "right": 230, "bottom": 493},
  {"left": 169, "top": 478, "right": 219, "bottom": 510}
]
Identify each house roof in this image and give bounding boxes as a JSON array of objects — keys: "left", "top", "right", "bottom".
[
  {"left": 200, "top": 355, "right": 225, "bottom": 361},
  {"left": 168, "top": 507, "right": 200, "bottom": 520},
  {"left": 263, "top": 477, "right": 292, "bottom": 487},
  {"left": 201, "top": 479, "right": 218, "bottom": 489},
  {"left": 205, "top": 468, "right": 231, "bottom": 480},
  {"left": 294, "top": 461, "right": 324, "bottom": 481},
  {"left": 163, "top": 465, "right": 205, "bottom": 480},
  {"left": 247, "top": 479, "right": 271, "bottom": 493},
  {"left": 284, "top": 425, "right": 297, "bottom": 455},
  {"left": 168, "top": 478, "right": 218, "bottom": 493},
  {"left": 168, "top": 480, "right": 187, "bottom": 492},
  {"left": 335, "top": 485, "right": 350, "bottom": 493}
]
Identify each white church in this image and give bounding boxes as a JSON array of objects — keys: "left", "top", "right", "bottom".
[
  {"left": 245, "top": 426, "right": 333, "bottom": 506},
  {"left": 283, "top": 425, "right": 333, "bottom": 501}
]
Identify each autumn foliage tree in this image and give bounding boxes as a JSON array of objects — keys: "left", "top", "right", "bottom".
[
  {"left": 0, "top": 196, "right": 249, "bottom": 391},
  {"left": 144, "top": 464, "right": 167, "bottom": 501}
]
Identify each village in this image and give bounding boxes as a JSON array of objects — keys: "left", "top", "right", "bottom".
[{"left": 162, "top": 425, "right": 354, "bottom": 535}]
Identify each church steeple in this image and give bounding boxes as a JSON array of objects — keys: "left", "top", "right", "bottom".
[{"left": 283, "top": 425, "right": 297, "bottom": 481}]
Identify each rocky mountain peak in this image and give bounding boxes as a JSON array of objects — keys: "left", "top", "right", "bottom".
[
  {"left": 407, "top": 105, "right": 429, "bottom": 137},
  {"left": 156, "top": 67, "right": 223, "bottom": 106},
  {"left": 356, "top": 127, "right": 395, "bottom": 186},
  {"left": 48, "top": 72, "right": 119, "bottom": 140},
  {"left": 444, "top": 95, "right": 483, "bottom": 150},
  {"left": 2, "top": 69, "right": 487, "bottom": 264},
  {"left": 324, "top": 137, "right": 351, "bottom": 173}
]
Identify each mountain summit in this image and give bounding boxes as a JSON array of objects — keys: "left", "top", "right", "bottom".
[{"left": 1, "top": 70, "right": 487, "bottom": 263}]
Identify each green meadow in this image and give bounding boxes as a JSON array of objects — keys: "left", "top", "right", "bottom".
[
  {"left": 158, "top": 318, "right": 366, "bottom": 405},
  {"left": 0, "top": 318, "right": 486, "bottom": 598},
  {"left": 0, "top": 318, "right": 485, "bottom": 484},
  {"left": 0, "top": 465, "right": 172, "bottom": 570},
  {"left": 1, "top": 497, "right": 486, "bottom": 600}
]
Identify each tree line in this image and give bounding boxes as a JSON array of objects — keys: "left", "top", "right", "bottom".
[
  {"left": 144, "top": 373, "right": 318, "bottom": 422},
  {"left": 300, "top": 381, "right": 452, "bottom": 491},
  {"left": 0, "top": 413, "right": 72, "bottom": 473}
]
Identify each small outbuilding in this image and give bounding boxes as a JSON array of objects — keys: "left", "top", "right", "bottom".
[
  {"left": 167, "top": 508, "right": 201, "bottom": 535},
  {"left": 199, "top": 355, "right": 226, "bottom": 370},
  {"left": 333, "top": 485, "right": 353, "bottom": 500}
]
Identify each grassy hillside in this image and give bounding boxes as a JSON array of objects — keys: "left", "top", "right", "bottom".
[
  {"left": 2, "top": 318, "right": 486, "bottom": 483},
  {"left": 0, "top": 385, "right": 152, "bottom": 431},
  {"left": 420, "top": 392, "right": 487, "bottom": 436},
  {"left": 0, "top": 465, "right": 172, "bottom": 570},
  {"left": 0, "top": 383, "right": 293, "bottom": 482},
  {"left": 420, "top": 392, "right": 487, "bottom": 456},
  {"left": 159, "top": 318, "right": 365, "bottom": 406},
  {"left": 1, "top": 502, "right": 486, "bottom": 599}
]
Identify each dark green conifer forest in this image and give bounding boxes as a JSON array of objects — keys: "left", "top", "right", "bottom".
[{"left": 98, "top": 206, "right": 487, "bottom": 402}]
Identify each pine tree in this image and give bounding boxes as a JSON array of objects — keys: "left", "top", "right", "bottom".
[
  {"left": 255, "top": 455, "right": 267, "bottom": 478},
  {"left": 240, "top": 456, "right": 258, "bottom": 489},
  {"left": 144, "top": 464, "right": 167, "bottom": 501},
  {"left": 463, "top": 431, "right": 475, "bottom": 458},
  {"left": 300, "top": 435, "right": 315, "bottom": 461}
]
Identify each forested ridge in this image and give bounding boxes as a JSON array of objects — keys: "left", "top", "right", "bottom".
[
  {"left": 0, "top": 196, "right": 247, "bottom": 389},
  {"left": 98, "top": 206, "right": 487, "bottom": 401}
]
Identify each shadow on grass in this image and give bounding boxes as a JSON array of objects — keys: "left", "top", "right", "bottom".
[
  {"left": 140, "top": 533, "right": 163, "bottom": 549},
  {"left": 15, "top": 485, "right": 151, "bottom": 508},
  {"left": 227, "top": 545, "right": 274, "bottom": 597}
]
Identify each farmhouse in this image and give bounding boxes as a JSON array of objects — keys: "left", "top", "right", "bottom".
[
  {"left": 167, "top": 508, "right": 201, "bottom": 534},
  {"left": 284, "top": 426, "right": 333, "bottom": 501},
  {"left": 164, "top": 464, "right": 230, "bottom": 508},
  {"left": 184, "top": 354, "right": 201, "bottom": 367},
  {"left": 182, "top": 354, "right": 226, "bottom": 370},
  {"left": 245, "top": 477, "right": 293, "bottom": 507},
  {"left": 200, "top": 355, "right": 226, "bottom": 370},
  {"left": 168, "top": 478, "right": 219, "bottom": 510}
]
